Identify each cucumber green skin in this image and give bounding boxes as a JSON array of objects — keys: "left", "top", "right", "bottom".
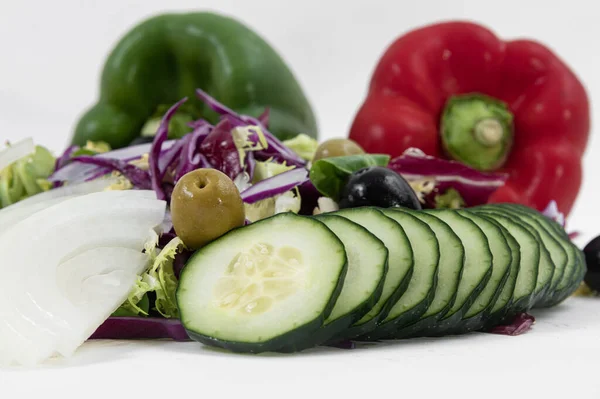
[
  {"left": 390, "top": 211, "right": 465, "bottom": 339},
  {"left": 470, "top": 209, "right": 540, "bottom": 311},
  {"left": 487, "top": 203, "right": 578, "bottom": 305},
  {"left": 450, "top": 210, "right": 511, "bottom": 334},
  {"left": 415, "top": 209, "right": 492, "bottom": 337},
  {"left": 550, "top": 248, "right": 586, "bottom": 306},
  {"left": 482, "top": 205, "right": 568, "bottom": 306},
  {"left": 360, "top": 209, "right": 439, "bottom": 340},
  {"left": 466, "top": 214, "right": 521, "bottom": 328},
  {"left": 279, "top": 215, "right": 389, "bottom": 352},
  {"left": 329, "top": 208, "right": 414, "bottom": 341},
  {"left": 178, "top": 213, "right": 348, "bottom": 354}
]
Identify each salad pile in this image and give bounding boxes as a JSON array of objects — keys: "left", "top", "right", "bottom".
[{"left": 0, "top": 11, "right": 592, "bottom": 365}]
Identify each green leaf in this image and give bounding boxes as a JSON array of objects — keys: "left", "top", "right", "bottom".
[{"left": 309, "top": 154, "right": 390, "bottom": 201}]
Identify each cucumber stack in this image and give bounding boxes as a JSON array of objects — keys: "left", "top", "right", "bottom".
[{"left": 176, "top": 204, "right": 585, "bottom": 353}]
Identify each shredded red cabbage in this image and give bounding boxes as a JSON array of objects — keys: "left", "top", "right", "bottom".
[
  {"left": 388, "top": 148, "right": 508, "bottom": 207},
  {"left": 199, "top": 118, "right": 243, "bottom": 180},
  {"left": 298, "top": 180, "right": 321, "bottom": 215},
  {"left": 195, "top": 89, "right": 306, "bottom": 167},
  {"left": 487, "top": 313, "right": 535, "bottom": 336},
  {"left": 54, "top": 145, "right": 79, "bottom": 170},
  {"left": 90, "top": 317, "right": 190, "bottom": 341},
  {"left": 69, "top": 156, "right": 151, "bottom": 189},
  {"left": 258, "top": 108, "right": 270, "bottom": 126},
  {"left": 240, "top": 167, "right": 309, "bottom": 204},
  {"left": 149, "top": 98, "right": 189, "bottom": 200}
]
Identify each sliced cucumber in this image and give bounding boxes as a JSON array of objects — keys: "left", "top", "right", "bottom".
[
  {"left": 484, "top": 204, "right": 568, "bottom": 306},
  {"left": 453, "top": 210, "right": 511, "bottom": 333},
  {"left": 330, "top": 207, "right": 413, "bottom": 340},
  {"left": 388, "top": 210, "right": 464, "bottom": 339},
  {"left": 464, "top": 213, "right": 521, "bottom": 326},
  {"left": 279, "top": 214, "right": 388, "bottom": 351},
  {"left": 420, "top": 210, "right": 492, "bottom": 335},
  {"left": 177, "top": 213, "right": 347, "bottom": 353},
  {"left": 490, "top": 204, "right": 575, "bottom": 303},
  {"left": 470, "top": 209, "right": 539, "bottom": 311},
  {"left": 364, "top": 209, "right": 440, "bottom": 340}
]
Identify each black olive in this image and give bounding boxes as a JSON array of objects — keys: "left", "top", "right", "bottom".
[
  {"left": 129, "top": 136, "right": 155, "bottom": 146},
  {"left": 339, "top": 166, "right": 422, "bottom": 210},
  {"left": 583, "top": 235, "right": 600, "bottom": 291}
]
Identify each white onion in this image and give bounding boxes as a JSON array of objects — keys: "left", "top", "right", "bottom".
[
  {"left": 0, "top": 190, "right": 166, "bottom": 366},
  {"left": 0, "top": 138, "right": 35, "bottom": 171}
]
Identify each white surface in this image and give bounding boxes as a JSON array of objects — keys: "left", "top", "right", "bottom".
[
  {"left": 1, "top": 0, "right": 600, "bottom": 397},
  {"left": 1, "top": 298, "right": 599, "bottom": 398}
]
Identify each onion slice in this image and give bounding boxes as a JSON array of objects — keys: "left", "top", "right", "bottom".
[
  {"left": 0, "top": 138, "right": 35, "bottom": 171},
  {"left": 0, "top": 190, "right": 166, "bottom": 366}
]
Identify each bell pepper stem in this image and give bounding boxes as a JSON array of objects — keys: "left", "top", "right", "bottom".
[{"left": 441, "top": 94, "right": 514, "bottom": 171}]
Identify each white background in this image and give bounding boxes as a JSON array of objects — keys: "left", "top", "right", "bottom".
[{"left": 1, "top": 1, "right": 599, "bottom": 397}]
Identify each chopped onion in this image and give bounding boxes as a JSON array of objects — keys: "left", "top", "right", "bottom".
[
  {"left": 0, "top": 190, "right": 166, "bottom": 366},
  {"left": 0, "top": 138, "right": 35, "bottom": 171},
  {"left": 0, "top": 177, "right": 122, "bottom": 236}
]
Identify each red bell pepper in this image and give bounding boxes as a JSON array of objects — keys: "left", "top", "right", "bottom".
[{"left": 349, "top": 21, "right": 590, "bottom": 216}]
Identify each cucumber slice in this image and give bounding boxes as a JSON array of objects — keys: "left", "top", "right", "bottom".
[
  {"left": 279, "top": 214, "right": 388, "bottom": 351},
  {"left": 490, "top": 204, "right": 574, "bottom": 302},
  {"left": 470, "top": 209, "right": 539, "bottom": 311},
  {"left": 330, "top": 207, "right": 413, "bottom": 339},
  {"left": 364, "top": 209, "right": 440, "bottom": 340},
  {"left": 453, "top": 210, "right": 511, "bottom": 333},
  {"left": 474, "top": 207, "right": 554, "bottom": 305},
  {"left": 484, "top": 204, "right": 568, "bottom": 305},
  {"left": 177, "top": 213, "right": 347, "bottom": 353},
  {"left": 388, "top": 210, "right": 464, "bottom": 339},
  {"left": 463, "top": 212, "right": 521, "bottom": 326},
  {"left": 421, "top": 210, "right": 492, "bottom": 335}
]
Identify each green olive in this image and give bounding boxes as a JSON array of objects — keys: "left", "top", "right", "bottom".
[
  {"left": 313, "top": 138, "right": 365, "bottom": 161},
  {"left": 171, "top": 169, "right": 245, "bottom": 250}
]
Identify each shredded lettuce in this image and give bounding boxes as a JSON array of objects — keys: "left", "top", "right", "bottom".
[
  {"left": 283, "top": 133, "right": 318, "bottom": 161},
  {"left": 114, "top": 233, "right": 186, "bottom": 318},
  {"left": 244, "top": 190, "right": 301, "bottom": 223},
  {"left": 0, "top": 145, "right": 56, "bottom": 208},
  {"left": 232, "top": 125, "right": 268, "bottom": 168},
  {"left": 434, "top": 188, "right": 466, "bottom": 209},
  {"left": 252, "top": 159, "right": 295, "bottom": 183}
]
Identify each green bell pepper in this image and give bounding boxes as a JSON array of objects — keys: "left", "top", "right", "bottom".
[{"left": 71, "top": 12, "right": 319, "bottom": 149}]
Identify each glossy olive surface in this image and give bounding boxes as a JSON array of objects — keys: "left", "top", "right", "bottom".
[
  {"left": 584, "top": 235, "right": 600, "bottom": 291},
  {"left": 338, "top": 166, "right": 422, "bottom": 210},
  {"left": 313, "top": 138, "right": 365, "bottom": 161},
  {"left": 171, "top": 169, "right": 245, "bottom": 249}
]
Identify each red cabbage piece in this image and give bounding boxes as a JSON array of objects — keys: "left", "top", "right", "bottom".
[
  {"left": 258, "top": 108, "right": 270, "bottom": 126},
  {"left": 240, "top": 167, "right": 309, "bottom": 204},
  {"left": 388, "top": 148, "right": 508, "bottom": 207},
  {"left": 195, "top": 89, "right": 305, "bottom": 167},
  {"left": 487, "top": 313, "right": 535, "bottom": 336},
  {"left": 69, "top": 156, "right": 151, "bottom": 189},
  {"left": 298, "top": 179, "right": 321, "bottom": 215},
  {"left": 49, "top": 141, "right": 175, "bottom": 184},
  {"left": 54, "top": 145, "right": 79, "bottom": 170},
  {"left": 90, "top": 317, "right": 190, "bottom": 341},
  {"left": 174, "top": 125, "right": 213, "bottom": 181},
  {"left": 149, "top": 98, "right": 189, "bottom": 200},
  {"left": 199, "top": 118, "right": 243, "bottom": 180}
]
